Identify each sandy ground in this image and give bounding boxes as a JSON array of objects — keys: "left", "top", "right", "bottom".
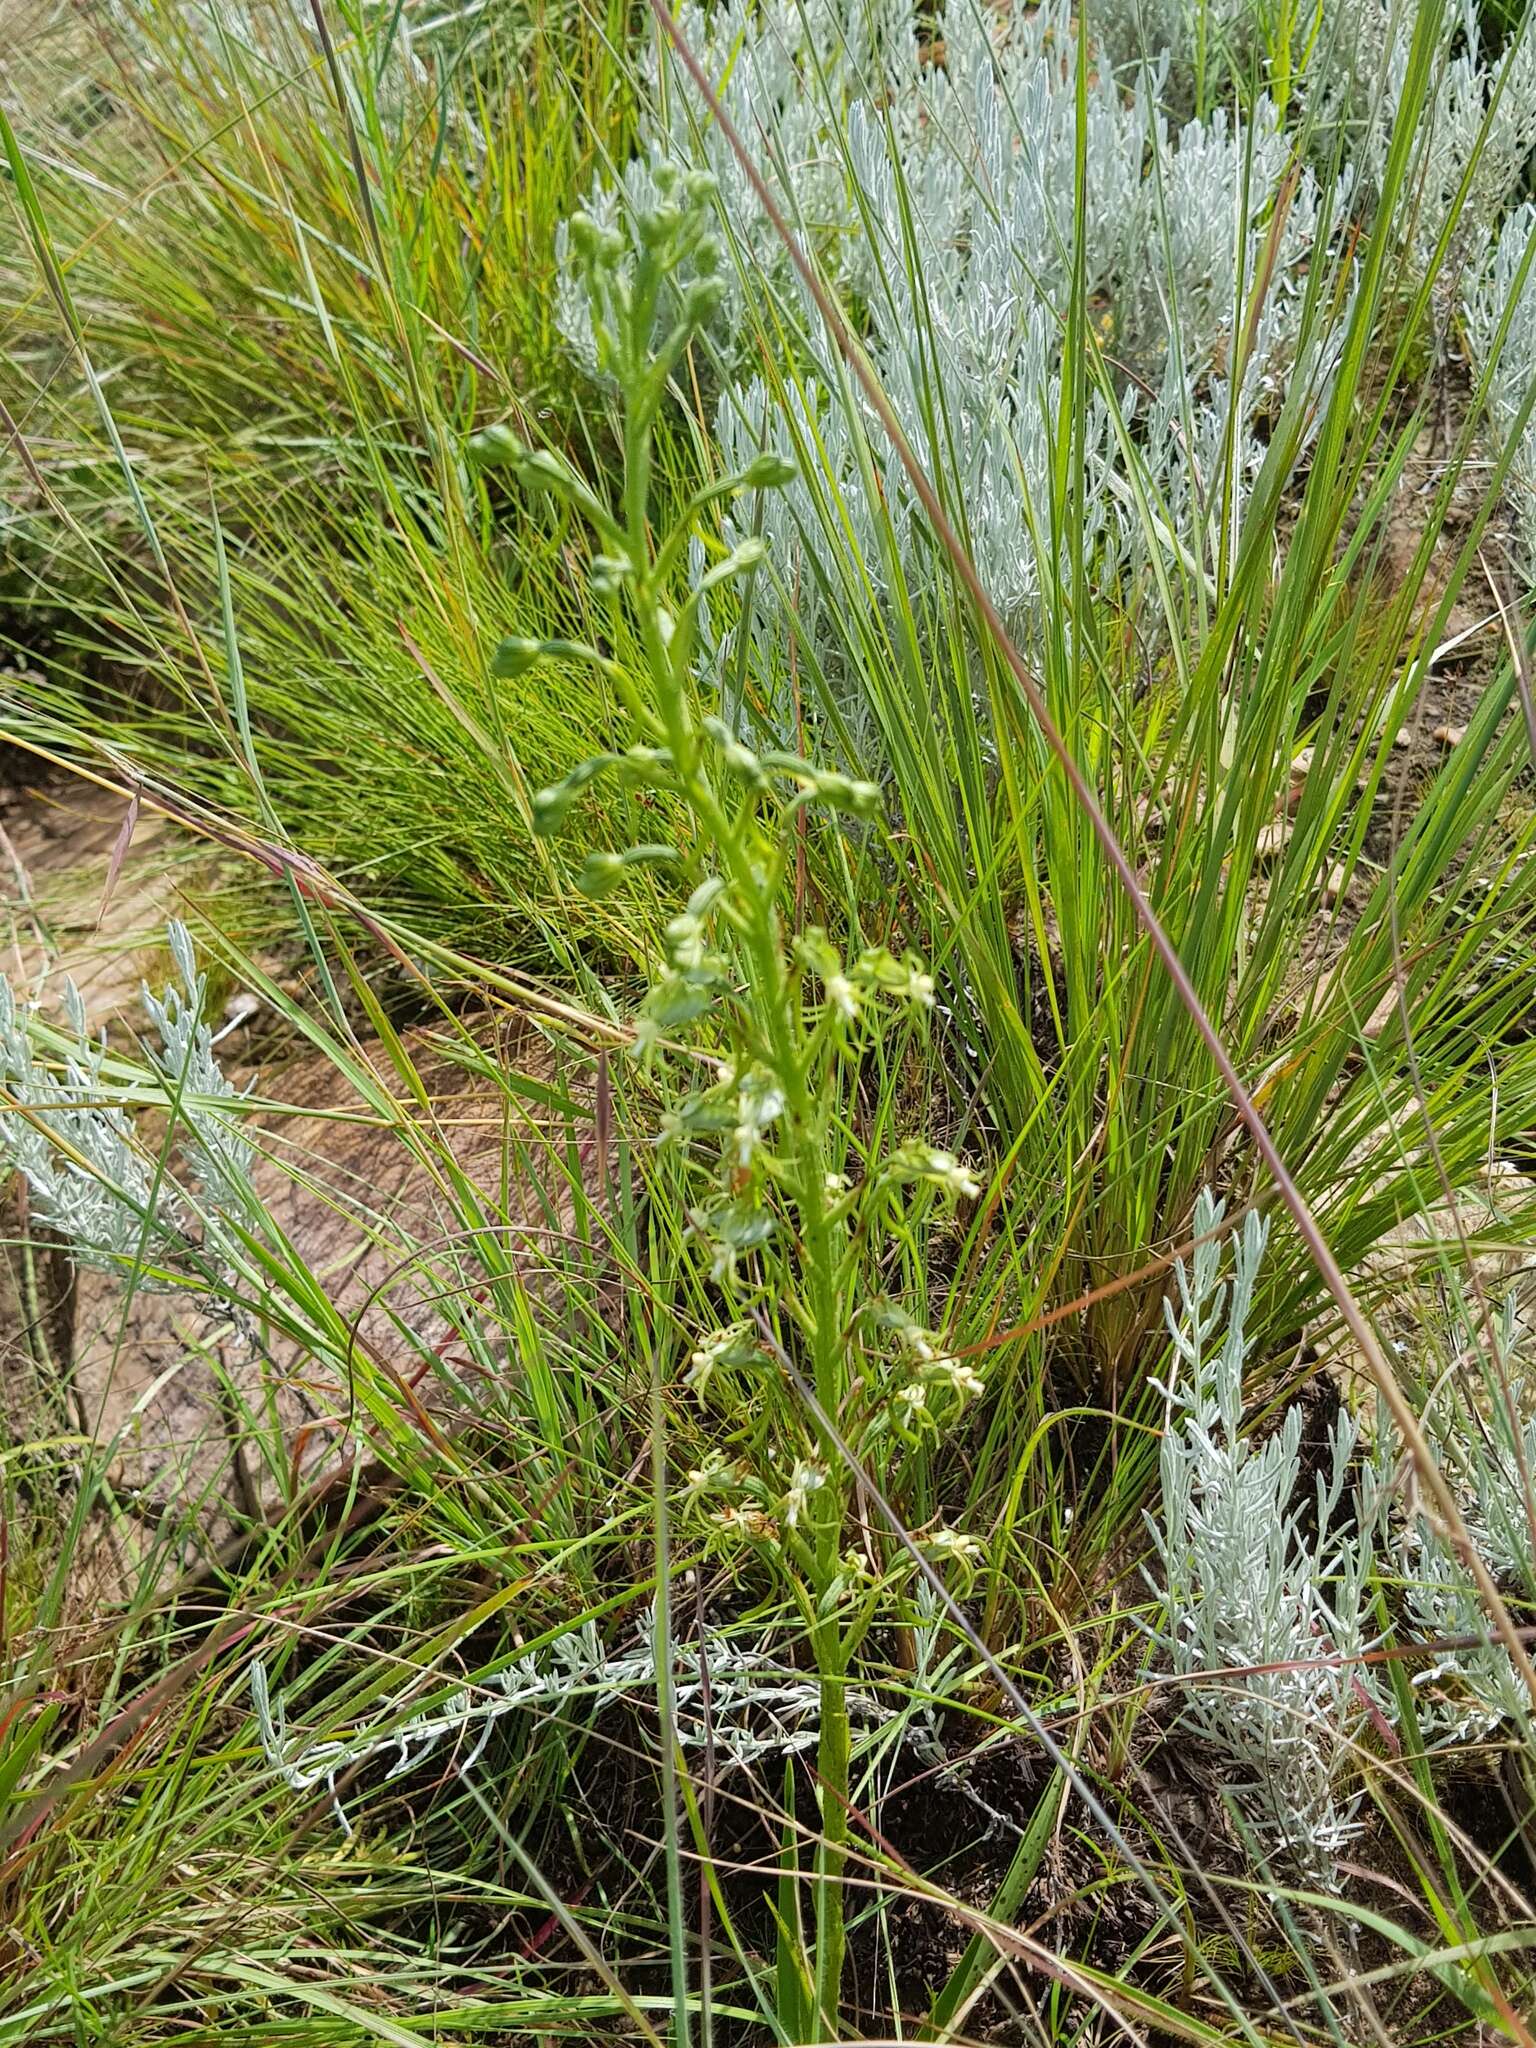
[{"left": 0, "top": 773, "right": 603, "bottom": 1590}]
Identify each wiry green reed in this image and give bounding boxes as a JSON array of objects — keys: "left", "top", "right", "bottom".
[{"left": 0, "top": 0, "right": 658, "bottom": 962}]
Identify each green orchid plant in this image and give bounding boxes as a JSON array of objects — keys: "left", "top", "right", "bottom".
[{"left": 471, "top": 164, "right": 986, "bottom": 2029}]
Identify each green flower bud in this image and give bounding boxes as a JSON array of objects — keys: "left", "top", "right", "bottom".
[
  {"left": 466, "top": 424, "right": 527, "bottom": 469},
  {"left": 619, "top": 744, "right": 676, "bottom": 785},
  {"left": 686, "top": 876, "right": 726, "bottom": 917},
  {"left": 567, "top": 208, "right": 598, "bottom": 243},
  {"left": 577, "top": 851, "right": 628, "bottom": 899},
  {"left": 742, "top": 451, "right": 797, "bottom": 489},
  {"left": 809, "top": 771, "right": 883, "bottom": 820},
  {"left": 490, "top": 636, "right": 543, "bottom": 679},
  {"left": 567, "top": 212, "right": 609, "bottom": 265},
  {"left": 686, "top": 275, "right": 726, "bottom": 323},
  {"left": 647, "top": 976, "right": 717, "bottom": 1030},
  {"left": 704, "top": 715, "right": 766, "bottom": 789},
  {"left": 532, "top": 782, "right": 575, "bottom": 836},
  {"left": 640, "top": 202, "right": 682, "bottom": 250},
  {"left": 530, "top": 755, "right": 611, "bottom": 836},
  {"left": 521, "top": 448, "right": 577, "bottom": 491}
]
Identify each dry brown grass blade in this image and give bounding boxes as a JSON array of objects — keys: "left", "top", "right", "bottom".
[
  {"left": 95, "top": 791, "right": 140, "bottom": 932},
  {"left": 646, "top": 0, "right": 1536, "bottom": 1712}
]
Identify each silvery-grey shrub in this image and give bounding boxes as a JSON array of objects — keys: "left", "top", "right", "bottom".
[
  {"left": 140, "top": 919, "right": 255, "bottom": 1212},
  {"left": 0, "top": 920, "right": 251, "bottom": 1283},
  {"left": 555, "top": 0, "right": 1536, "bottom": 737},
  {"left": 1388, "top": 1293, "right": 1536, "bottom": 1742},
  {"left": 1464, "top": 203, "right": 1536, "bottom": 575},
  {"left": 556, "top": 0, "right": 893, "bottom": 377},
  {"left": 252, "top": 1609, "right": 938, "bottom": 1835},
  {"left": 0, "top": 975, "right": 187, "bottom": 1278},
  {"left": 558, "top": 0, "right": 1360, "bottom": 743},
  {"left": 1146, "top": 1191, "right": 1388, "bottom": 1880},
  {"left": 711, "top": 44, "right": 1316, "bottom": 731}
]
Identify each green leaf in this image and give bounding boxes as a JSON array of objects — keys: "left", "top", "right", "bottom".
[{"left": 925, "top": 1769, "right": 1065, "bottom": 2040}]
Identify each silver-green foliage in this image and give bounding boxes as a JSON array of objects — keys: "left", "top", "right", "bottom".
[
  {"left": 0, "top": 920, "right": 252, "bottom": 1283},
  {"left": 1147, "top": 1192, "right": 1387, "bottom": 1879},
  {"left": 1095, "top": 0, "right": 1536, "bottom": 213},
  {"left": 562, "top": 0, "right": 1536, "bottom": 740},
  {"left": 1392, "top": 1295, "right": 1536, "bottom": 1742},
  {"left": 1464, "top": 204, "right": 1536, "bottom": 577},
  {"left": 1149, "top": 1205, "right": 1536, "bottom": 1851},
  {"left": 564, "top": 0, "right": 1342, "bottom": 732}
]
